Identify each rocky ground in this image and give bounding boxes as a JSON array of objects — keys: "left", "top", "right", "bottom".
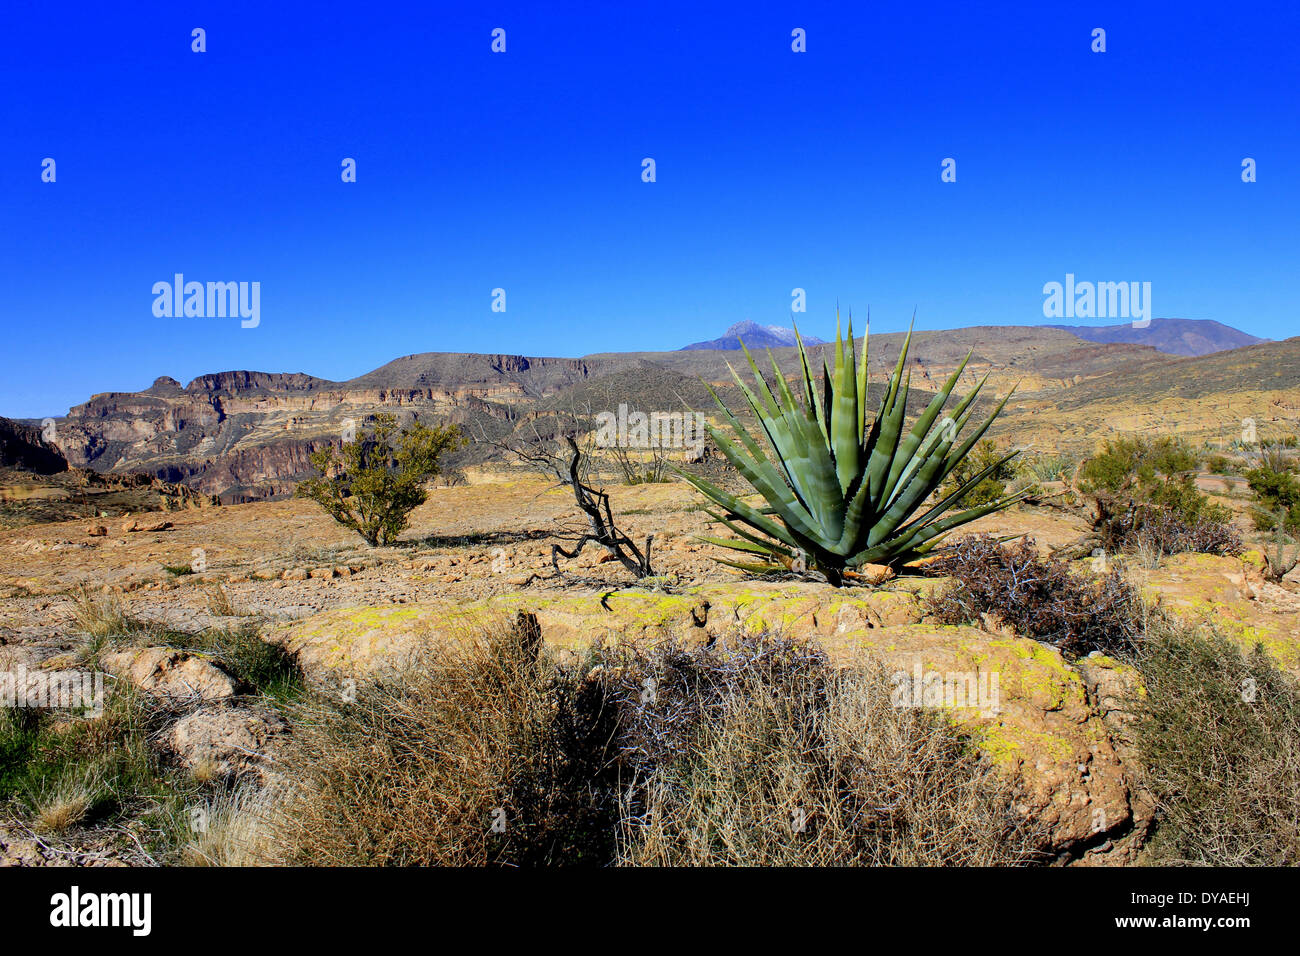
[{"left": 2, "top": 477, "right": 1298, "bottom": 866}]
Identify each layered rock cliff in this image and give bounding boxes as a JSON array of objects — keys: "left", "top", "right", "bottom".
[{"left": 52, "top": 355, "right": 600, "bottom": 502}]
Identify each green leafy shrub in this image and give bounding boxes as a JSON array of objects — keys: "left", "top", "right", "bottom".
[
  {"left": 1079, "top": 435, "right": 1236, "bottom": 554},
  {"left": 297, "top": 413, "right": 465, "bottom": 546},
  {"left": 1245, "top": 446, "right": 1300, "bottom": 533},
  {"left": 1078, "top": 435, "right": 1199, "bottom": 494},
  {"left": 1205, "top": 454, "right": 1237, "bottom": 476},
  {"left": 941, "top": 439, "right": 1018, "bottom": 507}
]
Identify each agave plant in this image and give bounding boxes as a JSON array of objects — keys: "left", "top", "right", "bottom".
[{"left": 679, "top": 316, "right": 1024, "bottom": 585}]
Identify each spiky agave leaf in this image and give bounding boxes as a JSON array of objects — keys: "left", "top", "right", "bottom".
[{"left": 676, "top": 315, "right": 1024, "bottom": 584}]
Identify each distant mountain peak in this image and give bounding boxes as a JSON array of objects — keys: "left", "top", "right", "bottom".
[
  {"left": 682, "top": 321, "right": 826, "bottom": 351},
  {"left": 1043, "top": 317, "right": 1267, "bottom": 357}
]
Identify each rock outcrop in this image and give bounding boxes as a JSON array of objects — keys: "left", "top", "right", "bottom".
[
  {"left": 166, "top": 704, "right": 288, "bottom": 778},
  {"left": 102, "top": 648, "right": 237, "bottom": 701},
  {"left": 0, "top": 416, "right": 67, "bottom": 474},
  {"left": 269, "top": 581, "right": 1161, "bottom": 862}
]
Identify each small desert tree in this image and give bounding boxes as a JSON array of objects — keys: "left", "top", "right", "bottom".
[{"left": 297, "top": 414, "right": 465, "bottom": 546}]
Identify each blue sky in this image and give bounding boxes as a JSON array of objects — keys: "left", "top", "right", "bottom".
[{"left": 2, "top": 1, "right": 1297, "bottom": 417}]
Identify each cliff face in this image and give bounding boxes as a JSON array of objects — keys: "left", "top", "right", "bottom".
[
  {"left": 0, "top": 417, "right": 68, "bottom": 474},
  {"left": 51, "top": 355, "right": 595, "bottom": 500}
]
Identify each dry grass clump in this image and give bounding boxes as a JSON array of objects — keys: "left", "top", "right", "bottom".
[
  {"left": 258, "top": 620, "right": 1041, "bottom": 866},
  {"left": 31, "top": 781, "right": 94, "bottom": 833},
  {"left": 925, "top": 535, "right": 1144, "bottom": 659},
  {"left": 69, "top": 585, "right": 134, "bottom": 639},
  {"left": 204, "top": 582, "right": 241, "bottom": 617},
  {"left": 601, "top": 638, "right": 1043, "bottom": 866},
  {"left": 1133, "top": 624, "right": 1300, "bottom": 865},
  {"left": 259, "top": 614, "right": 620, "bottom": 866},
  {"left": 179, "top": 787, "right": 275, "bottom": 866}
]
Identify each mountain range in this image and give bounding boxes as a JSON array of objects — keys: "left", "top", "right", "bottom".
[
  {"left": 1042, "top": 317, "right": 1266, "bottom": 357},
  {"left": 11, "top": 318, "right": 1295, "bottom": 504}
]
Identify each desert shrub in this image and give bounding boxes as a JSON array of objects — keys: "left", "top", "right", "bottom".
[
  {"left": 1098, "top": 503, "right": 1242, "bottom": 559},
  {"left": 924, "top": 535, "right": 1144, "bottom": 658},
  {"left": 296, "top": 413, "right": 465, "bottom": 546},
  {"left": 1079, "top": 435, "right": 1198, "bottom": 493},
  {"left": 940, "top": 439, "right": 1019, "bottom": 508},
  {"left": 1078, "top": 435, "right": 1236, "bottom": 556},
  {"left": 262, "top": 624, "right": 1042, "bottom": 866},
  {"left": 1081, "top": 435, "right": 1228, "bottom": 520},
  {"left": 1134, "top": 624, "right": 1300, "bottom": 865},
  {"left": 1245, "top": 448, "right": 1300, "bottom": 533},
  {"left": 1205, "top": 454, "right": 1237, "bottom": 476},
  {"left": 597, "top": 637, "right": 1042, "bottom": 866},
  {"left": 262, "top": 615, "right": 622, "bottom": 866}
]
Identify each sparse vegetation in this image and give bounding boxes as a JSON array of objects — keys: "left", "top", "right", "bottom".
[
  {"left": 1134, "top": 624, "right": 1300, "bottom": 865},
  {"left": 1256, "top": 506, "right": 1299, "bottom": 583},
  {"left": 941, "top": 439, "right": 1018, "bottom": 508},
  {"left": 1022, "top": 451, "right": 1077, "bottom": 482},
  {"left": 1, "top": 684, "right": 184, "bottom": 855},
  {"left": 602, "top": 637, "right": 1043, "bottom": 865},
  {"left": 204, "top": 582, "right": 241, "bottom": 617},
  {"left": 1245, "top": 445, "right": 1300, "bottom": 534},
  {"left": 69, "top": 585, "right": 135, "bottom": 640},
  {"left": 547, "top": 437, "right": 657, "bottom": 579},
  {"left": 262, "top": 614, "right": 621, "bottom": 865},
  {"left": 258, "top": 619, "right": 1040, "bottom": 866},
  {"left": 925, "top": 535, "right": 1145, "bottom": 659},
  {"left": 1103, "top": 504, "right": 1243, "bottom": 561},
  {"left": 151, "top": 624, "right": 303, "bottom": 701},
  {"left": 297, "top": 413, "right": 465, "bottom": 547},
  {"left": 1077, "top": 435, "right": 1238, "bottom": 558}
]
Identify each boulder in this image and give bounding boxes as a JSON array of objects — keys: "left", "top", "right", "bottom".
[
  {"left": 101, "top": 648, "right": 237, "bottom": 701},
  {"left": 120, "top": 519, "right": 172, "bottom": 533},
  {"left": 166, "top": 704, "right": 288, "bottom": 777}
]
